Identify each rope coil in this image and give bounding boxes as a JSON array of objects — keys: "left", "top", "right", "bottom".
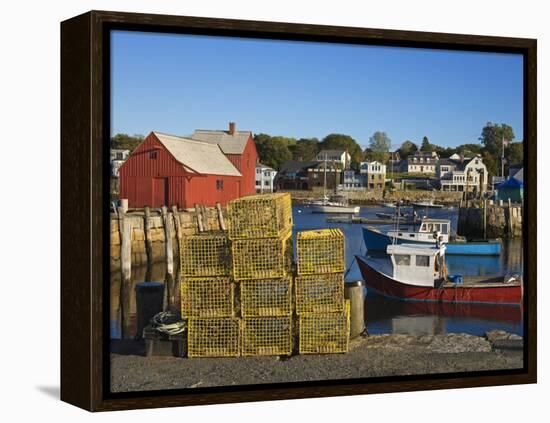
[{"left": 151, "top": 311, "right": 186, "bottom": 335}]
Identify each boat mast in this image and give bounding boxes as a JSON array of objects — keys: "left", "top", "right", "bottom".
[{"left": 323, "top": 154, "right": 327, "bottom": 200}]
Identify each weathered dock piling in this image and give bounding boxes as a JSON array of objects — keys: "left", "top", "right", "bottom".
[
  {"left": 118, "top": 206, "right": 132, "bottom": 338},
  {"left": 344, "top": 281, "right": 365, "bottom": 338},
  {"left": 161, "top": 206, "right": 175, "bottom": 310}
]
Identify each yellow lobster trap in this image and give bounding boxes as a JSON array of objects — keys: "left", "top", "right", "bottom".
[
  {"left": 296, "top": 229, "right": 345, "bottom": 275},
  {"left": 241, "top": 316, "right": 293, "bottom": 356},
  {"left": 187, "top": 317, "right": 241, "bottom": 358},
  {"left": 240, "top": 277, "right": 292, "bottom": 317},
  {"left": 298, "top": 300, "right": 350, "bottom": 354},
  {"left": 295, "top": 273, "right": 344, "bottom": 315},
  {"left": 232, "top": 230, "right": 293, "bottom": 280},
  {"left": 227, "top": 193, "right": 292, "bottom": 240},
  {"left": 181, "top": 277, "right": 235, "bottom": 318},
  {"left": 180, "top": 233, "right": 231, "bottom": 277}
]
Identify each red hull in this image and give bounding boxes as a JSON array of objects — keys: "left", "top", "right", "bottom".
[{"left": 356, "top": 256, "right": 523, "bottom": 305}]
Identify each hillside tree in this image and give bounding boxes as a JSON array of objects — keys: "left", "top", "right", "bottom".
[{"left": 368, "top": 131, "right": 391, "bottom": 162}]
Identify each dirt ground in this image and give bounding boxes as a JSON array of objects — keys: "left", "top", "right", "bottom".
[{"left": 110, "top": 331, "right": 523, "bottom": 393}]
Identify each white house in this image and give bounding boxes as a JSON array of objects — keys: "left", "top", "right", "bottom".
[
  {"left": 437, "top": 155, "right": 488, "bottom": 193},
  {"left": 255, "top": 163, "right": 277, "bottom": 193},
  {"left": 316, "top": 149, "right": 351, "bottom": 168},
  {"left": 110, "top": 149, "right": 130, "bottom": 177},
  {"left": 407, "top": 151, "right": 439, "bottom": 174},
  {"left": 360, "top": 161, "right": 386, "bottom": 190}
]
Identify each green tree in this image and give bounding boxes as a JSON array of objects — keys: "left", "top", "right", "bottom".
[
  {"left": 111, "top": 133, "right": 144, "bottom": 152},
  {"left": 397, "top": 140, "right": 418, "bottom": 160},
  {"left": 479, "top": 122, "right": 515, "bottom": 155},
  {"left": 455, "top": 143, "right": 482, "bottom": 156},
  {"left": 507, "top": 142, "right": 523, "bottom": 166},
  {"left": 253, "top": 133, "right": 292, "bottom": 171},
  {"left": 368, "top": 131, "right": 391, "bottom": 162},
  {"left": 481, "top": 151, "right": 499, "bottom": 180},
  {"left": 319, "top": 133, "right": 363, "bottom": 168},
  {"left": 420, "top": 136, "right": 432, "bottom": 152},
  {"left": 288, "top": 137, "right": 319, "bottom": 161}
]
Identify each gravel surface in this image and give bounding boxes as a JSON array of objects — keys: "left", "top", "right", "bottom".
[{"left": 110, "top": 332, "right": 523, "bottom": 393}]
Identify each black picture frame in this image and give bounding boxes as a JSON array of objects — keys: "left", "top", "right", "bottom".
[{"left": 60, "top": 10, "right": 537, "bottom": 411}]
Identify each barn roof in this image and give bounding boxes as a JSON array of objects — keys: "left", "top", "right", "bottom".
[
  {"left": 153, "top": 132, "right": 242, "bottom": 177},
  {"left": 190, "top": 130, "right": 252, "bottom": 154}
]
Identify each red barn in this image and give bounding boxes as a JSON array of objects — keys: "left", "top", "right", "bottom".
[
  {"left": 190, "top": 122, "right": 257, "bottom": 196},
  {"left": 119, "top": 131, "right": 245, "bottom": 208}
]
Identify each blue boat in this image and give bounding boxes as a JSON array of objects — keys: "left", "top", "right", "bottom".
[{"left": 362, "top": 218, "right": 502, "bottom": 256}]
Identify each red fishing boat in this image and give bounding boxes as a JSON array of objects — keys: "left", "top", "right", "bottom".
[{"left": 356, "top": 244, "right": 523, "bottom": 305}]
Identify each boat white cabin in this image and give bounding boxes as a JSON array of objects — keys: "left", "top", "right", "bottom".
[
  {"left": 387, "top": 218, "right": 451, "bottom": 244},
  {"left": 387, "top": 243, "right": 446, "bottom": 287}
]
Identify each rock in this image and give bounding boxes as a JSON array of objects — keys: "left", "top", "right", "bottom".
[{"left": 425, "top": 334, "right": 492, "bottom": 353}]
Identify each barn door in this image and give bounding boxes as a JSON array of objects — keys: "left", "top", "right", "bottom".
[{"left": 153, "top": 177, "right": 168, "bottom": 207}]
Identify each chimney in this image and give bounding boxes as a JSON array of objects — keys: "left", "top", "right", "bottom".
[{"left": 228, "top": 122, "right": 236, "bottom": 135}]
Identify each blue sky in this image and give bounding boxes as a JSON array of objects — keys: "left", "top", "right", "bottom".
[{"left": 111, "top": 31, "right": 523, "bottom": 149}]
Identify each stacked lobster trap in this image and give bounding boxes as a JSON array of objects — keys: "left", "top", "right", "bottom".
[
  {"left": 180, "top": 233, "right": 241, "bottom": 357},
  {"left": 295, "top": 229, "right": 350, "bottom": 354},
  {"left": 179, "top": 193, "right": 350, "bottom": 358},
  {"left": 229, "top": 193, "right": 294, "bottom": 356}
]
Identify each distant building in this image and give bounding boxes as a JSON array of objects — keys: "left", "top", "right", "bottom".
[
  {"left": 437, "top": 155, "right": 488, "bottom": 194},
  {"left": 360, "top": 161, "right": 386, "bottom": 189},
  {"left": 307, "top": 161, "right": 343, "bottom": 190},
  {"left": 110, "top": 149, "right": 130, "bottom": 177},
  {"left": 275, "top": 160, "right": 319, "bottom": 190},
  {"left": 387, "top": 151, "right": 405, "bottom": 173},
  {"left": 255, "top": 163, "right": 277, "bottom": 193},
  {"left": 316, "top": 149, "right": 351, "bottom": 168},
  {"left": 342, "top": 170, "right": 364, "bottom": 190},
  {"left": 407, "top": 151, "right": 439, "bottom": 174},
  {"left": 495, "top": 168, "right": 523, "bottom": 203},
  {"left": 190, "top": 122, "right": 258, "bottom": 196}
]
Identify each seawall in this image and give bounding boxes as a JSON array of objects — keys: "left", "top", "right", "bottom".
[
  {"left": 282, "top": 188, "right": 463, "bottom": 205},
  {"left": 110, "top": 208, "right": 224, "bottom": 272},
  {"left": 457, "top": 202, "right": 523, "bottom": 238}
]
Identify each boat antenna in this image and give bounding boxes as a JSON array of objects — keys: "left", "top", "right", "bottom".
[{"left": 392, "top": 201, "right": 400, "bottom": 245}]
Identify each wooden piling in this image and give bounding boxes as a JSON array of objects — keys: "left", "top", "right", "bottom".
[
  {"left": 508, "top": 199, "right": 513, "bottom": 237},
  {"left": 171, "top": 205, "right": 183, "bottom": 246},
  {"left": 144, "top": 206, "right": 153, "bottom": 281},
  {"left": 118, "top": 207, "right": 132, "bottom": 339},
  {"left": 216, "top": 202, "right": 226, "bottom": 231},
  {"left": 161, "top": 206, "right": 175, "bottom": 310},
  {"left": 344, "top": 281, "right": 365, "bottom": 338},
  {"left": 194, "top": 204, "right": 204, "bottom": 233},
  {"left": 200, "top": 205, "right": 208, "bottom": 231}
]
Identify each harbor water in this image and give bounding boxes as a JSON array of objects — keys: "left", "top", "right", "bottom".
[
  {"left": 292, "top": 204, "right": 523, "bottom": 337},
  {"left": 110, "top": 205, "right": 523, "bottom": 338}
]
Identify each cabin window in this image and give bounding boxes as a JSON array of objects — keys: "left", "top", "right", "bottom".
[
  {"left": 427, "top": 223, "right": 433, "bottom": 232},
  {"left": 216, "top": 179, "right": 224, "bottom": 190},
  {"left": 416, "top": 255, "right": 430, "bottom": 267},
  {"left": 441, "top": 224, "right": 448, "bottom": 234},
  {"left": 409, "top": 234, "right": 415, "bottom": 238},
  {"left": 394, "top": 254, "right": 410, "bottom": 266},
  {"left": 434, "top": 224, "right": 441, "bottom": 232},
  {"left": 149, "top": 151, "right": 157, "bottom": 159}
]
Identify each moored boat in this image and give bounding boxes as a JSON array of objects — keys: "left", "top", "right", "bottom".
[
  {"left": 356, "top": 244, "right": 522, "bottom": 305},
  {"left": 411, "top": 200, "right": 444, "bottom": 208},
  {"left": 362, "top": 217, "right": 502, "bottom": 256},
  {"left": 310, "top": 194, "right": 360, "bottom": 214}
]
